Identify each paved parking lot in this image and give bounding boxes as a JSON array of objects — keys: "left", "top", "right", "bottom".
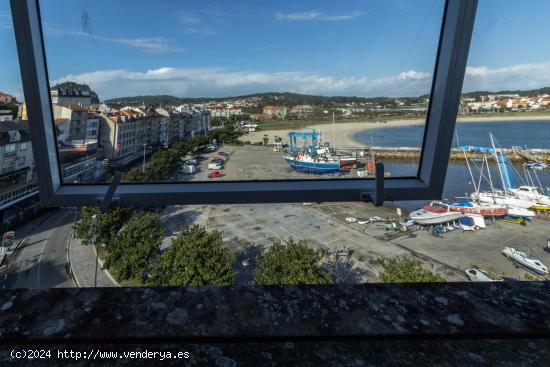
[
  {"left": 162, "top": 145, "right": 550, "bottom": 284},
  {"left": 161, "top": 198, "right": 550, "bottom": 284}
]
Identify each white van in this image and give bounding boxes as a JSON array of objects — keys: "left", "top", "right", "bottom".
[{"left": 208, "top": 162, "right": 222, "bottom": 170}]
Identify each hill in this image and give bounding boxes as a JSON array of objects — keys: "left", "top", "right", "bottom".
[
  {"left": 104, "top": 92, "right": 424, "bottom": 107},
  {"left": 104, "top": 88, "right": 550, "bottom": 108}
]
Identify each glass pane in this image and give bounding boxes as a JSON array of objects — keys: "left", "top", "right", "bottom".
[
  {"left": 38, "top": 0, "right": 444, "bottom": 184},
  {"left": 0, "top": 2, "right": 40, "bottom": 229},
  {"left": 399, "top": 0, "right": 550, "bottom": 282}
]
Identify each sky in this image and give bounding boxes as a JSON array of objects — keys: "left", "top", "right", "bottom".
[{"left": 2, "top": 0, "right": 550, "bottom": 100}]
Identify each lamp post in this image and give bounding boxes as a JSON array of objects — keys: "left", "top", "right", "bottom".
[
  {"left": 142, "top": 143, "right": 147, "bottom": 174},
  {"left": 91, "top": 214, "right": 99, "bottom": 287}
]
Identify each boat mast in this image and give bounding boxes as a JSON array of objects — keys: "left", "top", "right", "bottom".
[
  {"left": 490, "top": 133, "right": 507, "bottom": 194},
  {"left": 332, "top": 111, "right": 336, "bottom": 153},
  {"left": 485, "top": 154, "right": 497, "bottom": 204},
  {"left": 463, "top": 149, "right": 478, "bottom": 194},
  {"left": 476, "top": 156, "right": 485, "bottom": 198}
]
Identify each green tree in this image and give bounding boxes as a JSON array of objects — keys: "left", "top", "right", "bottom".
[
  {"left": 274, "top": 135, "right": 283, "bottom": 143},
  {"left": 262, "top": 134, "right": 269, "bottom": 145},
  {"left": 148, "top": 225, "right": 236, "bottom": 286},
  {"left": 378, "top": 255, "right": 444, "bottom": 283},
  {"left": 74, "top": 206, "right": 133, "bottom": 246},
  {"left": 254, "top": 240, "right": 333, "bottom": 285},
  {"left": 104, "top": 212, "right": 164, "bottom": 282}
]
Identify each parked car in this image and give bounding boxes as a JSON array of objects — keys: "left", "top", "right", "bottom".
[
  {"left": 345, "top": 217, "right": 357, "bottom": 223},
  {"left": 206, "top": 144, "right": 217, "bottom": 152},
  {"left": 185, "top": 158, "right": 198, "bottom": 165},
  {"left": 181, "top": 164, "right": 196, "bottom": 174},
  {"left": 208, "top": 170, "right": 223, "bottom": 179},
  {"left": 208, "top": 162, "right": 223, "bottom": 170},
  {"left": 219, "top": 152, "right": 229, "bottom": 158}
]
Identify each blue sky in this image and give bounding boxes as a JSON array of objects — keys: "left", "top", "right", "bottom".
[{"left": 2, "top": 0, "right": 550, "bottom": 100}]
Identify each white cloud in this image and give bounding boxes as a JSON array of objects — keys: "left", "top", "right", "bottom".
[
  {"left": 44, "top": 24, "right": 182, "bottom": 53},
  {"left": 0, "top": 11, "right": 12, "bottom": 30},
  {"left": 178, "top": 11, "right": 215, "bottom": 36},
  {"left": 274, "top": 10, "right": 364, "bottom": 22},
  {"left": 52, "top": 66, "right": 433, "bottom": 100},
  {"left": 464, "top": 60, "right": 550, "bottom": 92}
]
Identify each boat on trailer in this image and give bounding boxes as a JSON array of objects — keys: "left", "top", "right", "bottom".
[{"left": 502, "top": 247, "right": 548, "bottom": 275}]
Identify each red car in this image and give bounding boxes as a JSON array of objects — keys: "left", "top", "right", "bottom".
[{"left": 208, "top": 170, "right": 223, "bottom": 179}]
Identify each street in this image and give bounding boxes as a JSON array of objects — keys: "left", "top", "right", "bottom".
[{"left": 1, "top": 210, "right": 75, "bottom": 289}]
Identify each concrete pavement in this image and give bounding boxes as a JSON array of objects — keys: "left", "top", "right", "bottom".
[{"left": 68, "top": 236, "right": 118, "bottom": 287}]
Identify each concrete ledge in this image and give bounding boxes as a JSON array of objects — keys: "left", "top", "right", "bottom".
[{"left": 1, "top": 282, "right": 549, "bottom": 342}]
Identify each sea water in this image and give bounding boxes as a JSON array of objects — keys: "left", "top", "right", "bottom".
[{"left": 352, "top": 120, "right": 550, "bottom": 211}]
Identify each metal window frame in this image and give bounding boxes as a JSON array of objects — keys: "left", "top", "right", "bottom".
[{"left": 10, "top": 0, "right": 477, "bottom": 208}]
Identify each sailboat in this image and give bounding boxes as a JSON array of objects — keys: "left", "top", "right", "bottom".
[
  {"left": 471, "top": 134, "right": 536, "bottom": 219},
  {"left": 456, "top": 145, "right": 508, "bottom": 217}
]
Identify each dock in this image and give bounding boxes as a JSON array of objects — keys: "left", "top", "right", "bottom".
[{"left": 335, "top": 145, "right": 550, "bottom": 162}]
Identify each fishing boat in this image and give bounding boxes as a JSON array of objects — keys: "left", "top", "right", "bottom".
[
  {"left": 502, "top": 247, "right": 548, "bottom": 275},
  {"left": 284, "top": 152, "right": 341, "bottom": 174},
  {"left": 409, "top": 202, "right": 463, "bottom": 225},
  {"left": 447, "top": 200, "right": 508, "bottom": 217},
  {"left": 284, "top": 130, "right": 341, "bottom": 174}
]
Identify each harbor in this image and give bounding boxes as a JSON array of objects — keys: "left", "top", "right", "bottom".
[{"left": 170, "top": 132, "right": 550, "bottom": 282}]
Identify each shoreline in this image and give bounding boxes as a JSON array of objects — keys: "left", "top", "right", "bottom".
[{"left": 242, "top": 115, "right": 550, "bottom": 147}]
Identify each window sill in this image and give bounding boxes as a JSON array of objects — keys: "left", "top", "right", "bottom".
[{"left": 0, "top": 282, "right": 548, "bottom": 363}]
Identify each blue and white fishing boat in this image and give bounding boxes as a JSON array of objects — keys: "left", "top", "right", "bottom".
[{"left": 284, "top": 130, "right": 341, "bottom": 174}]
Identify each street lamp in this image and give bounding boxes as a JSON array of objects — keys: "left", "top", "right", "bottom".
[
  {"left": 91, "top": 214, "right": 99, "bottom": 287},
  {"left": 142, "top": 143, "right": 149, "bottom": 174}
]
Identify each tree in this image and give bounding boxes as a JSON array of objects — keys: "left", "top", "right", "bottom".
[
  {"left": 254, "top": 240, "right": 333, "bottom": 285},
  {"left": 262, "top": 134, "right": 269, "bottom": 145},
  {"left": 74, "top": 206, "right": 133, "bottom": 246},
  {"left": 274, "top": 135, "right": 283, "bottom": 143},
  {"left": 148, "top": 225, "right": 236, "bottom": 286},
  {"left": 104, "top": 212, "right": 164, "bottom": 282},
  {"left": 378, "top": 255, "right": 444, "bottom": 283}
]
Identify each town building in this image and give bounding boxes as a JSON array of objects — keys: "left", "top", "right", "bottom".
[
  {"left": 263, "top": 105, "right": 288, "bottom": 119},
  {"left": 50, "top": 82, "right": 96, "bottom": 109},
  {"left": 0, "top": 92, "right": 17, "bottom": 104},
  {"left": 52, "top": 104, "right": 89, "bottom": 144},
  {"left": 0, "top": 110, "right": 13, "bottom": 122},
  {"left": 0, "top": 120, "right": 40, "bottom": 231}
]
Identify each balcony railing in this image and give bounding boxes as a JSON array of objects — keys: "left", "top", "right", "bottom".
[{"left": 0, "top": 181, "right": 39, "bottom": 210}]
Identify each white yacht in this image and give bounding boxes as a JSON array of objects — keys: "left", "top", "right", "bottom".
[
  {"left": 502, "top": 247, "right": 548, "bottom": 276},
  {"left": 508, "top": 186, "right": 550, "bottom": 206}
]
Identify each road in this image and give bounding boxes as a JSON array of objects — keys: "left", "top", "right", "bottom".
[{"left": 1, "top": 210, "right": 75, "bottom": 289}]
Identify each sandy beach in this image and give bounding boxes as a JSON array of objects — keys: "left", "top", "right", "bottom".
[{"left": 242, "top": 115, "right": 550, "bottom": 147}]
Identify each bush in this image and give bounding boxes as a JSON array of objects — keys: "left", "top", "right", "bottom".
[
  {"left": 254, "top": 240, "right": 333, "bottom": 285},
  {"left": 148, "top": 225, "right": 236, "bottom": 286},
  {"left": 378, "top": 255, "right": 444, "bottom": 283}
]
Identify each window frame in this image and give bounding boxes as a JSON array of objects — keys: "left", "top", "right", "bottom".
[{"left": 10, "top": 0, "right": 477, "bottom": 208}]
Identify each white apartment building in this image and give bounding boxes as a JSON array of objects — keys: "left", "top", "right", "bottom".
[
  {"left": 50, "top": 82, "right": 94, "bottom": 110},
  {"left": 0, "top": 121, "right": 38, "bottom": 218}
]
